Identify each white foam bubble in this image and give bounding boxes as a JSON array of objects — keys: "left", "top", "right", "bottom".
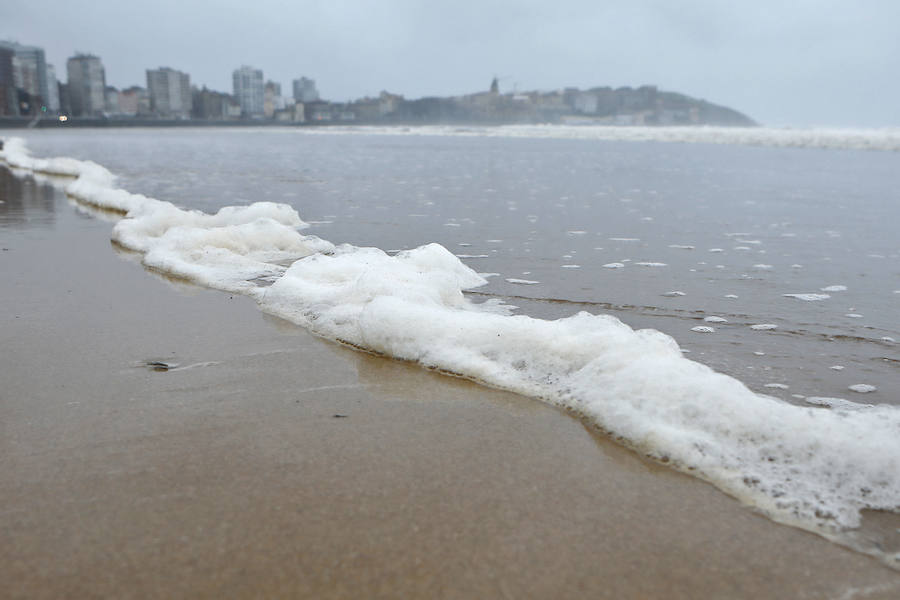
[
  {"left": 805, "top": 397, "right": 874, "bottom": 411},
  {"left": 849, "top": 384, "right": 877, "bottom": 394},
  {"left": 505, "top": 278, "right": 540, "bottom": 285},
  {"left": 662, "top": 291, "right": 686, "bottom": 297},
  {"left": 704, "top": 316, "right": 728, "bottom": 323},
  {"left": 635, "top": 262, "right": 667, "bottom": 267},
  {"left": 764, "top": 383, "right": 790, "bottom": 390},
  {"left": 783, "top": 293, "right": 831, "bottom": 301},
  {"left": 691, "top": 326, "right": 715, "bottom": 333},
  {"left": 750, "top": 324, "right": 779, "bottom": 330},
  {"left": 830, "top": 365, "right": 845, "bottom": 371},
  {"left": 821, "top": 285, "right": 847, "bottom": 292},
  {"left": 2, "top": 138, "right": 331, "bottom": 294},
  {"left": 602, "top": 262, "right": 625, "bottom": 269}
]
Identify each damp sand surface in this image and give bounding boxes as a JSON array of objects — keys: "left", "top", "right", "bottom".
[{"left": 3, "top": 170, "right": 900, "bottom": 598}]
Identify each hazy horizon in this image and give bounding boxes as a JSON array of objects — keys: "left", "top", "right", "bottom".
[{"left": 4, "top": 0, "right": 899, "bottom": 128}]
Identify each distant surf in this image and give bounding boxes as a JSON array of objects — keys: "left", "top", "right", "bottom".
[
  {"left": 3, "top": 135, "right": 899, "bottom": 569},
  {"left": 300, "top": 124, "right": 900, "bottom": 152}
]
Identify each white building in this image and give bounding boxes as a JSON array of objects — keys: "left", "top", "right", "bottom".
[
  {"left": 66, "top": 54, "right": 107, "bottom": 116},
  {"left": 233, "top": 65, "right": 264, "bottom": 117},
  {"left": 146, "top": 67, "right": 192, "bottom": 118},
  {"left": 292, "top": 77, "right": 319, "bottom": 103}
]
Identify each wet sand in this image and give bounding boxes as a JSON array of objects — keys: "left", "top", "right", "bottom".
[{"left": 2, "top": 169, "right": 900, "bottom": 599}]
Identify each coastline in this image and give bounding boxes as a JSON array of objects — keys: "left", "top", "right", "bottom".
[{"left": 2, "top": 161, "right": 900, "bottom": 597}]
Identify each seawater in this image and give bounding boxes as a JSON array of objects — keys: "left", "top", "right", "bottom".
[
  {"left": 2, "top": 126, "right": 899, "bottom": 567},
  {"left": 12, "top": 127, "right": 899, "bottom": 401}
]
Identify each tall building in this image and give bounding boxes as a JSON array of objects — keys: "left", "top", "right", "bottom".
[
  {"left": 146, "top": 67, "right": 191, "bottom": 118},
  {"left": 0, "top": 41, "right": 49, "bottom": 105},
  {"left": 44, "top": 64, "right": 59, "bottom": 112},
  {"left": 232, "top": 65, "right": 264, "bottom": 117},
  {"left": 66, "top": 54, "right": 107, "bottom": 116},
  {"left": 12, "top": 56, "right": 39, "bottom": 99},
  {"left": 292, "top": 77, "right": 319, "bottom": 103},
  {"left": 0, "top": 46, "right": 16, "bottom": 115}
]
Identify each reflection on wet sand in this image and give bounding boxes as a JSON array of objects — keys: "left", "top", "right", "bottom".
[{"left": 0, "top": 166, "right": 56, "bottom": 228}]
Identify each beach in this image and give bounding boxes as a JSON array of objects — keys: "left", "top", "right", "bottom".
[{"left": 3, "top": 148, "right": 900, "bottom": 598}]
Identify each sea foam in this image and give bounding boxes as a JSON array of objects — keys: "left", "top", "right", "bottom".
[
  {"left": 297, "top": 124, "right": 900, "bottom": 152},
  {"left": 3, "top": 136, "right": 899, "bottom": 568}
]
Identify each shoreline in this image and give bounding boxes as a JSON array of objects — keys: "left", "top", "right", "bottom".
[
  {"left": 5, "top": 124, "right": 899, "bottom": 155},
  {"left": 3, "top": 154, "right": 900, "bottom": 596}
]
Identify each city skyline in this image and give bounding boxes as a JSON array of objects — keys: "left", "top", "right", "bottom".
[
  {"left": 1, "top": 37, "right": 325, "bottom": 120},
  {"left": 1, "top": 35, "right": 753, "bottom": 127},
  {"left": 3, "top": 0, "right": 900, "bottom": 127}
]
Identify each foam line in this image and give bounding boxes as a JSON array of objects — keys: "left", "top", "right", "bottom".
[{"left": 296, "top": 125, "right": 900, "bottom": 152}]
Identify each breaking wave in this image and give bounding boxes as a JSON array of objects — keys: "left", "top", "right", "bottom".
[{"left": 303, "top": 124, "right": 900, "bottom": 152}]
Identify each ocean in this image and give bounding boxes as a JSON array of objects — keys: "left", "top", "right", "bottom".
[{"left": 2, "top": 125, "right": 899, "bottom": 567}]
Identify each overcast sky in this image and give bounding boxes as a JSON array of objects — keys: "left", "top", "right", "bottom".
[{"left": 3, "top": 0, "right": 898, "bottom": 127}]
